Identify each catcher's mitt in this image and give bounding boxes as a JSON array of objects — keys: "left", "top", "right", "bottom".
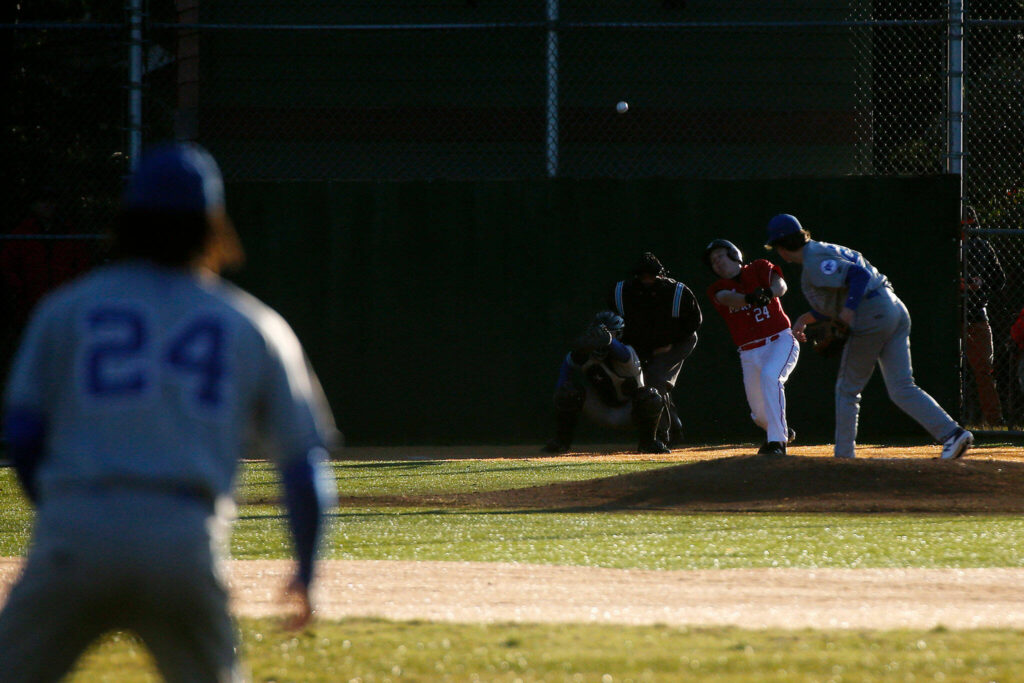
[
  {"left": 576, "top": 324, "right": 613, "bottom": 355},
  {"left": 804, "top": 319, "right": 850, "bottom": 357}
]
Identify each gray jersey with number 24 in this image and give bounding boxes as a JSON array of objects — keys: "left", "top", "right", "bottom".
[{"left": 4, "top": 259, "right": 335, "bottom": 502}]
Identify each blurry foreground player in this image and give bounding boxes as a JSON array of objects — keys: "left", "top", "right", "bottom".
[{"left": 0, "top": 143, "right": 339, "bottom": 682}]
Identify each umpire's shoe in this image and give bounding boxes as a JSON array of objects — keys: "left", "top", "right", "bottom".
[{"left": 638, "top": 439, "right": 671, "bottom": 455}]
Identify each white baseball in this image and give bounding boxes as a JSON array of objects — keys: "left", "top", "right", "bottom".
[{"left": 616, "top": 101, "right": 629, "bottom": 114}]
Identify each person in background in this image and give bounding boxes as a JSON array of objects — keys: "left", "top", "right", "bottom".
[
  {"left": 543, "top": 311, "right": 669, "bottom": 454},
  {"left": 960, "top": 204, "right": 1006, "bottom": 427},
  {"left": 608, "top": 252, "right": 702, "bottom": 448},
  {"left": 703, "top": 238, "right": 799, "bottom": 456},
  {"left": 1011, "top": 306, "right": 1024, "bottom": 398}
]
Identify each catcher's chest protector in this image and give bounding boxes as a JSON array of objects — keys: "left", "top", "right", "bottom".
[{"left": 578, "top": 347, "right": 643, "bottom": 406}]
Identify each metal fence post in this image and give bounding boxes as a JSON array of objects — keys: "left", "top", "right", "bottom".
[
  {"left": 128, "top": 0, "right": 144, "bottom": 169},
  {"left": 546, "top": 0, "right": 559, "bottom": 178},
  {"left": 948, "top": 0, "right": 964, "bottom": 178}
]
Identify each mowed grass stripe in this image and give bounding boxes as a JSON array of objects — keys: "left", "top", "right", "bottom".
[
  {"left": 67, "top": 620, "right": 1024, "bottom": 683},
  {"left": 229, "top": 507, "right": 1024, "bottom": 570}
]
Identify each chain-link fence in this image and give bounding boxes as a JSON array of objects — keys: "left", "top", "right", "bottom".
[{"left": 4, "top": 1, "right": 1024, "bottom": 430}]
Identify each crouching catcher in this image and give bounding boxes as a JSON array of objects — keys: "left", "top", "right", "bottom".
[{"left": 544, "top": 311, "right": 670, "bottom": 454}]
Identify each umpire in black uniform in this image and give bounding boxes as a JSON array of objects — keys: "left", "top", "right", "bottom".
[{"left": 608, "top": 252, "right": 701, "bottom": 449}]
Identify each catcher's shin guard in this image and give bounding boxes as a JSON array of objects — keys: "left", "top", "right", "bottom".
[
  {"left": 631, "top": 386, "right": 667, "bottom": 448},
  {"left": 546, "top": 384, "right": 584, "bottom": 452}
]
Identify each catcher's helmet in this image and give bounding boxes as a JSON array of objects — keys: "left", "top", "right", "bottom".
[
  {"left": 592, "top": 310, "right": 625, "bottom": 339},
  {"left": 702, "top": 239, "right": 743, "bottom": 269},
  {"left": 765, "top": 214, "right": 803, "bottom": 247}
]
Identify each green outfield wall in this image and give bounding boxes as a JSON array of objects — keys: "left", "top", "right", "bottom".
[{"left": 228, "top": 175, "right": 960, "bottom": 446}]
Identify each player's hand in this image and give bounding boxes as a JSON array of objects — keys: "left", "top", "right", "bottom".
[
  {"left": 792, "top": 312, "right": 812, "bottom": 343},
  {"left": 282, "top": 575, "right": 315, "bottom": 631},
  {"left": 838, "top": 307, "right": 855, "bottom": 328},
  {"left": 744, "top": 287, "right": 773, "bottom": 306}
]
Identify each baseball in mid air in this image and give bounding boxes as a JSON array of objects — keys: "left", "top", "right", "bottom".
[{"left": 616, "top": 101, "right": 629, "bottom": 114}]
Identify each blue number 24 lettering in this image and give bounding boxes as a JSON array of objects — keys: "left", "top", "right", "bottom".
[
  {"left": 165, "top": 317, "right": 225, "bottom": 406},
  {"left": 84, "top": 307, "right": 225, "bottom": 407}
]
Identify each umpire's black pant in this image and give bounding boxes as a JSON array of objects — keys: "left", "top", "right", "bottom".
[{"left": 642, "top": 332, "right": 697, "bottom": 439}]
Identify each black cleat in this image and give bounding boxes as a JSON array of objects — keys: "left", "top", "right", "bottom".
[
  {"left": 758, "top": 428, "right": 796, "bottom": 454},
  {"left": 638, "top": 439, "right": 671, "bottom": 454},
  {"left": 761, "top": 441, "right": 787, "bottom": 456}
]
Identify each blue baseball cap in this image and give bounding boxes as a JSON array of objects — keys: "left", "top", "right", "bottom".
[
  {"left": 765, "top": 213, "right": 803, "bottom": 247},
  {"left": 124, "top": 142, "right": 224, "bottom": 213}
]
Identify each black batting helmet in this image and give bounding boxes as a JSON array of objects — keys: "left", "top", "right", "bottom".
[
  {"left": 592, "top": 310, "right": 625, "bottom": 339},
  {"left": 702, "top": 239, "right": 743, "bottom": 269}
]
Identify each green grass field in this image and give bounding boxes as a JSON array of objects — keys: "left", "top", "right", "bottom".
[{"left": 2, "top": 458, "right": 1023, "bottom": 682}]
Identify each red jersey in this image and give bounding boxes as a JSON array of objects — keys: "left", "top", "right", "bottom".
[{"left": 707, "top": 259, "right": 791, "bottom": 347}]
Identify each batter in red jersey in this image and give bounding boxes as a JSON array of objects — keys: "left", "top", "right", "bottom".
[{"left": 704, "top": 239, "right": 800, "bottom": 455}]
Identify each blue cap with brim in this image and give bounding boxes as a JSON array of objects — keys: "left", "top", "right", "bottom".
[
  {"left": 765, "top": 213, "right": 803, "bottom": 247},
  {"left": 124, "top": 143, "right": 224, "bottom": 213}
]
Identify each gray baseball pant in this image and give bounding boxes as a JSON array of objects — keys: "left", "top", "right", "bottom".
[
  {"left": 834, "top": 289, "right": 957, "bottom": 459},
  {"left": 0, "top": 491, "right": 239, "bottom": 683}
]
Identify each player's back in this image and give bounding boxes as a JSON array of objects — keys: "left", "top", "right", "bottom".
[{"left": 6, "top": 259, "right": 314, "bottom": 502}]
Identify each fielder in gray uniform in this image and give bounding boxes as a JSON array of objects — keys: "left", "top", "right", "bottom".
[
  {"left": 0, "top": 143, "right": 339, "bottom": 681},
  {"left": 764, "top": 214, "right": 973, "bottom": 460}
]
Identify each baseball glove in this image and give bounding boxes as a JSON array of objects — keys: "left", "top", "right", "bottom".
[
  {"left": 744, "top": 287, "right": 773, "bottom": 307},
  {"left": 576, "top": 324, "right": 613, "bottom": 354},
  {"left": 804, "top": 319, "right": 850, "bottom": 357}
]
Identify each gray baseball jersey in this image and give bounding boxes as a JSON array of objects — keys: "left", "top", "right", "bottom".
[
  {"left": 799, "top": 241, "right": 890, "bottom": 320},
  {"left": 4, "top": 260, "right": 334, "bottom": 501},
  {"left": 0, "top": 260, "right": 335, "bottom": 681}
]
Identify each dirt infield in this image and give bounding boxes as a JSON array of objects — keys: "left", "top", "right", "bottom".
[
  {"left": 3, "top": 559, "right": 1023, "bottom": 629},
  {"left": 224, "top": 560, "right": 1024, "bottom": 630}
]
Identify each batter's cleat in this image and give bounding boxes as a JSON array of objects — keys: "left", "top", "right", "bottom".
[
  {"left": 939, "top": 428, "right": 974, "bottom": 460},
  {"left": 761, "top": 441, "right": 787, "bottom": 456},
  {"left": 638, "top": 439, "right": 671, "bottom": 454},
  {"left": 542, "top": 439, "right": 571, "bottom": 454},
  {"left": 757, "top": 428, "right": 796, "bottom": 454}
]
